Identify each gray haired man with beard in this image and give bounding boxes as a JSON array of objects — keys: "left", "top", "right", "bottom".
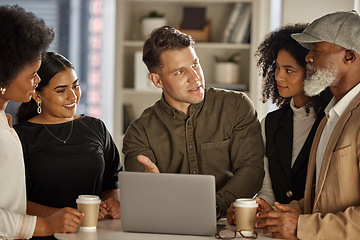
[{"left": 254, "top": 10, "right": 360, "bottom": 239}]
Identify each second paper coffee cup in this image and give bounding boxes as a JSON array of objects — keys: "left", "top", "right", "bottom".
[
  {"left": 234, "top": 198, "right": 258, "bottom": 232},
  {"left": 76, "top": 195, "right": 101, "bottom": 231}
]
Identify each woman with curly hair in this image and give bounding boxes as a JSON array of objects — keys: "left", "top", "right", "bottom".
[
  {"left": 255, "top": 24, "right": 332, "bottom": 205},
  {"left": 0, "top": 5, "right": 83, "bottom": 239}
]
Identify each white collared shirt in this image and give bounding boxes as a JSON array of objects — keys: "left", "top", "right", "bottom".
[{"left": 316, "top": 83, "right": 360, "bottom": 189}]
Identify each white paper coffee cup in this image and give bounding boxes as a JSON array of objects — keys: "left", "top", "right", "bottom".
[
  {"left": 234, "top": 198, "right": 258, "bottom": 232},
  {"left": 76, "top": 195, "right": 101, "bottom": 231}
]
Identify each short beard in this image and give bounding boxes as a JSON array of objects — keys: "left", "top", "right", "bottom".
[{"left": 304, "top": 64, "right": 337, "bottom": 96}]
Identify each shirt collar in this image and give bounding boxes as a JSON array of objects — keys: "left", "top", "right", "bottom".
[
  {"left": 159, "top": 92, "right": 205, "bottom": 120},
  {"left": 325, "top": 82, "right": 360, "bottom": 119}
]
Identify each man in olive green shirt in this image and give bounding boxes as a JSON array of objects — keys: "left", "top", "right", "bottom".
[{"left": 123, "top": 26, "right": 264, "bottom": 217}]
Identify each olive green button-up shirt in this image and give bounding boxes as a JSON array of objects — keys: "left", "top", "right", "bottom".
[{"left": 123, "top": 88, "right": 264, "bottom": 215}]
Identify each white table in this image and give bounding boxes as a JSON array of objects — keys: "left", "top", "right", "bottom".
[{"left": 55, "top": 218, "right": 276, "bottom": 240}]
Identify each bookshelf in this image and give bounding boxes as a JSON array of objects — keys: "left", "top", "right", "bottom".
[{"left": 113, "top": 0, "right": 271, "bottom": 147}]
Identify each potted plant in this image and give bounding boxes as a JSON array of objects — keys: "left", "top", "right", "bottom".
[
  {"left": 140, "top": 10, "right": 167, "bottom": 40},
  {"left": 214, "top": 52, "right": 241, "bottom": 85}
]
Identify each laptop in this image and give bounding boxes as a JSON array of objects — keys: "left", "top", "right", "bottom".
[{"left": 118, "top": 171, "right": 217, "bottom": 236}]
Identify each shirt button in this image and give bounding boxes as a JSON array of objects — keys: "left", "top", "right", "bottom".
[
  {"left": 192, "top": 170, "right": 197, "bottom": 174},
  {"left": 286, "top": 190, "right": 293, "bottom": 198},
  {"left": 189, "top": 145, "right": 193, "bottom": 150}
]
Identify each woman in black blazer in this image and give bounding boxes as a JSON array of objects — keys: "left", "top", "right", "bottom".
[{"left": 255, "top": 24, "right": 332, "bottom": 205}]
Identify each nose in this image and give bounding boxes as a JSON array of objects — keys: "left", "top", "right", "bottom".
[
  {"left": 68, "top": 89, "right": 77, "bottom": 101},
  {"left": 188, "top": 66, "right": 200, "bottom": 83},
  {"left": 275, "top": 68, "right": 284, "bottom": 82},
  {"left": 305, "top": 50, "right": 314, "bottom": 63}
]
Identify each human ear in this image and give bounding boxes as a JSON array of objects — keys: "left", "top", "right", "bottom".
[
  {"left": 149, "top": 73, "right": 163, "bottom": 88},
  {"left": 344, "top": 50, "right": 356, "bottom": 64},
  {"left": 32, "top": 91, "right": 42, "bottom": 102}
]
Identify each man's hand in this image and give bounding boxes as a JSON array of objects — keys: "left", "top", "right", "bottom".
[
  {"left": 226, "top": 202, "right": 236, "bottom": 225},
  {"left": 137, "top": 155, "right": 160, "bottom": 173},
  {"left": 255, "top": 197, "right": 273, "bottom": 212},
  {"left": 99, "top": 198, "right": 121, "bottom": 220},
  {"left": 255, "top": 201, "right": 299, "bottom": 240}
]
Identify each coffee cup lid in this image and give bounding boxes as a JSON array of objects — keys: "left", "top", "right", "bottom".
[
  {"left": 233, "top": 198, "right": 258, "bottom": 208},
  {"left": 76, "top": 195, "right": 101, "bottom": 204}
]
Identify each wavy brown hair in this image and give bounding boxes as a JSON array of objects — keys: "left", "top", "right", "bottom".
[
  {"left": 142, "top": 26, "right": 195, "bottom": 73},
  {"left": 255, "top": 24, "right": 332, "bottom": 116}
]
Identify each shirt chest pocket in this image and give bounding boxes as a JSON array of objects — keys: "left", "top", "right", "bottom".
[
  {"left": 200, "top": 139, "right": 231, "bottom": 187},
  {"left": 201, "top": 138, "right": 230, "bottom": 151},
  {"left": 326, "top": 144, "right": 352, "bottom": 178}
]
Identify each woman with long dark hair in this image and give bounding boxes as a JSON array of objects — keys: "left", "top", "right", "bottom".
[{"left": 14, "top": 52, "right": 121, "bottom": 240}]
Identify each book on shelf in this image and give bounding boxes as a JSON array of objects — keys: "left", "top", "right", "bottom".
[
  {"left": 242, "top": 18, "right": 251, "bottom": 43},
  {"left": 230, "top": 3, "right": 251, "bottom": 43},
  {"left": 181, "top": 7, "right": 206, "bottom": 30},
  {"left": 222, "top": 3, "right": 251, "bottom": 43},
  {"left": 221, "top": 3, "right": 243, "bottom": 42}
]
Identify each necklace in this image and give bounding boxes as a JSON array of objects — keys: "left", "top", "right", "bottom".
[{"left": 43, "top": 120, "right": 74, "bottom": 144}]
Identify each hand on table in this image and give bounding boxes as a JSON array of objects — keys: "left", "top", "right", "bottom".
[
  {"left": 227, "top": 197, "right": 274, "bottom": 226},
  {"left": 36, "top": 207, "right": 83, "bottom": 235},
  {"left": 255, "top": 197, "right": 299, "bottom": 240},
  {"left": 99, "top": 198, "right": 121, "bottom": 220},
  {"left": 137, "top": 155, "right": 160, "bottom": 173},
  {"left": 226, "top": 202, "right": 236, "bottom": 225}
]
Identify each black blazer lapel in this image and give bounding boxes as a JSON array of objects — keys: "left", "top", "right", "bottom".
[{"left": 274, "top": 107, "right": 293, "bottom": 180}]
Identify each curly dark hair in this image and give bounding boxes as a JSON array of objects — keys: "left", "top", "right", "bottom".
[
  {"left": 255, "top": 24, "right": 332, "bottom": 116},
  {"left": 143, "top": 26, "right": 195, "bottom": 73},
  {"left": 0, "top": 5, "right": 55, "bottom": 87},
  {"left": 16, "top": 52, "right": 74, "bottom": 123}
]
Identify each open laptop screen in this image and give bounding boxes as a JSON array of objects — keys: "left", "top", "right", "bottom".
[{"left": 118, "top": 172, "right": 217, "bottom": 236}]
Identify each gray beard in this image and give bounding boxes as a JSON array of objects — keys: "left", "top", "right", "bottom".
[{"left": 304, "top": 64, "right": 337, "bottom": 96}]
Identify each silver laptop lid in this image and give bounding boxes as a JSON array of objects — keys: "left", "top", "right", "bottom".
[{"left": 119, "top": 172, "right": 217, "bottom": 236}]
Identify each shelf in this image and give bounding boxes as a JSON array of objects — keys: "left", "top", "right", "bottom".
[
  {"left": 207, "top": 83, "right": 248, "bottom": 92},
  {"left": 113, "top": 0, "right": 271, "bottom": 144},
  {"left": 123, "top": 88, "right": 161, "bottom": 95},
  {"left": 123, "top": 0, "right": 254, "bottom": 3},
  {"left": 123, "top": 41, "right": 250, "bottom": 50}
]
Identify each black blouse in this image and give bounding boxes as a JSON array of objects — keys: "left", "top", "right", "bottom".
[{"left": 14, "top": 115, "right": 121, "bottom": 209}]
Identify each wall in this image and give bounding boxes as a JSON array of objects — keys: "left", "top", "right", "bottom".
[{"left": 282, "top": 0, "right": 355, "bottom": 24}]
